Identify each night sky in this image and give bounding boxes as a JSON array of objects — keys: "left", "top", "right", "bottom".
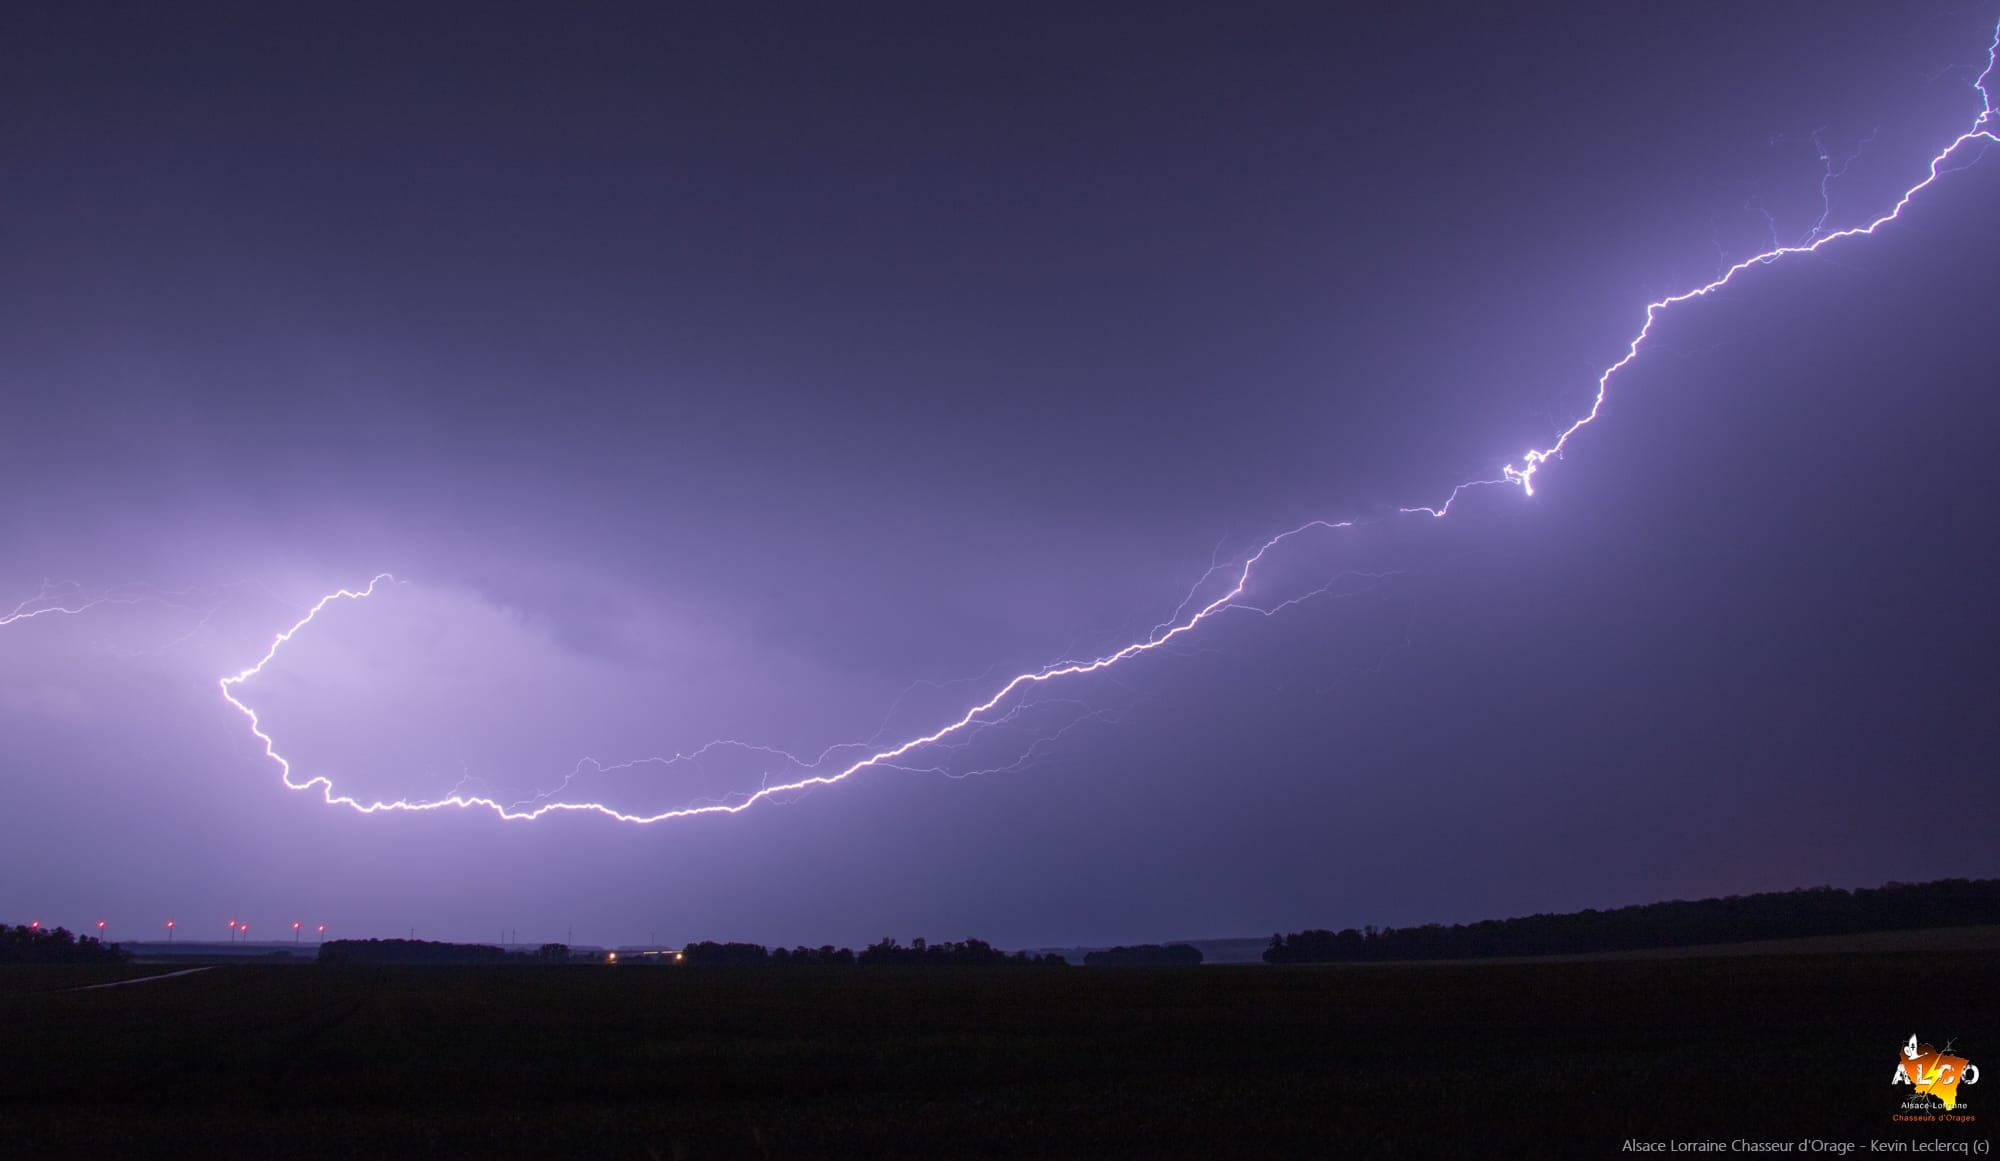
[{"left": 4, "top": 2, "right": 1996, "bottom": 950}]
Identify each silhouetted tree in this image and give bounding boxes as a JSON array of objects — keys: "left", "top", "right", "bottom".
[
  {"left": 315, "top": 939, "right": 524, "bottom": 965},
  {"left": 0, "top": 924, "right": 129, "bottom": 964},
  {"left": 1262, "top": 878, "right": 2000, "bottom": 963},
  {"left": 857, "top": 937, "right": 1063, "bottom": 966},
  {"left": 680, "top": 940, "right": 771, "bottom": 965},
  {"left": 772, "top": 944, "right": 854, "bottom": 966},
  {"left": 1084, "top": 943, "right": 1203, "bottom": 966}
]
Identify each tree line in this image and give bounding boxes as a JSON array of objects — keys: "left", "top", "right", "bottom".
[
  {"left": 1083, "top": 943, "right": 1203, "bottom": 966},
  {"left": 682, "top": 937, "right": 1068, "bottom": 967},
  {"left": 309, "top": 936, "right": 1069, "bottom": 967},
  {"left": 1263, "top": 878, "right": 2000, "bottom": 963},
  {"left": 317, "top": 938, "right": 570, "bottom": 965},
  {"left": 0, "top": 924, "right": 130, "bottom": 964}
]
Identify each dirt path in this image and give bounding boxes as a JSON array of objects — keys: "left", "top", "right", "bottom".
[{"left": 66, "top": 966, "right": 213, "bottom": 991}]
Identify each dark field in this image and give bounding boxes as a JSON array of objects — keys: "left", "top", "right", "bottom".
[{"left": 5, "top": 947, "right": 1994, "bottom": 1158}]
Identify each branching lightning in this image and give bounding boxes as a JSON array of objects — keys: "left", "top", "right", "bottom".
[
  {"left": 58, "top": 19, "right": 2000, "bottom": 825},
  {"left": 2, "top": 581, "right": 219, "bottom": 628},
  {"left": 1, "top": 580, "right": 260, "bottom": 659}
]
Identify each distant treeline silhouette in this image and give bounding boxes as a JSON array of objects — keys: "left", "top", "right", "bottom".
[
  {"left": 679, "top": 941, "right": 774, "bottom": 965},
  {"left": 0, "top": 924, "right": 129, "bottom": 964},
  {"left": 1083, "top": 943, "right": 1203, "bottom": 966},
  {"left": 773, "top": 945, "right": 854, "bottom": 966},
  {"left": 859, "top": 937, "right": 1066, "bottom": 967},
  {"left": 680, "top": 937, "right": 1067, "bottom": 967},
  {"left": 318, "top": 939, "right": 570, "bottom": 965},
  {"left": 1264, "top": 878, "right": 2000, "bottom": 963}
]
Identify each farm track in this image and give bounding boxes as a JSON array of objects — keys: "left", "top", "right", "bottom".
[{"left": 64, "top": 966, "right": 212, "bottom": 991}]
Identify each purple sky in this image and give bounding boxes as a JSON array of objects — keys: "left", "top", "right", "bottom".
[{"left": 4, "top": 2, "right": 1997, "bottom": 950}]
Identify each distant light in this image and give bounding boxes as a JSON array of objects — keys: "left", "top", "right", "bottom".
[
  {"left": 607, "top": 952, "right": 617, "bottom": 963},
  {"left": 674, "top": 951, "right": 683, "bottom": 962}
]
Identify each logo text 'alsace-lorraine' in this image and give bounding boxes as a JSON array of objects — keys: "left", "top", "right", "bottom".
[{"left": 1892, "top": 1035, "right": 1978, "bottom": 1121}]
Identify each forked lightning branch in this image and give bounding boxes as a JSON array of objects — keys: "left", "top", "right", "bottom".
[{"left": 26, "top": 17, "right": 2000, "bottom": 829}]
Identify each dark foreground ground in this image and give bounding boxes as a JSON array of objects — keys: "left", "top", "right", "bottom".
[{"left": 4, "top": 944, "right": 1993, "bottom": 1158}]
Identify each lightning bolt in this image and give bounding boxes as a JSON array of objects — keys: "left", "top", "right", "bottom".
[
  {"left": 0, "top": 580, "right": 266, "bottom": 663},
  {"left": 203, "top": 17, "right": 2000, "bottom": 822},
  {"left": 1, "top": 580, "right": 223, "bottom": 627},
  {"left": 1501, "top": 30, "right": 1997, "bottom": 496}
]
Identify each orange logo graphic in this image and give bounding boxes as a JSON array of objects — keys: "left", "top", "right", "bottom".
[{"left": 1893, "top": 1034, "right": 1979, "bottom": 1111}]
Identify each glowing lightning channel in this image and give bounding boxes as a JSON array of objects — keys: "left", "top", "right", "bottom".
[
  {"left": 2, "top": 581, "right": 218, "bottom": 627},
  {"left": 221, "top": 20, "right": 2000, "bottom": 824},
  {"left": 1499, "top": 28, "right": 1997, "bottom": 497}
]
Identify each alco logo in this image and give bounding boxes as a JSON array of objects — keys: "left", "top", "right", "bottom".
[{"left": 1892, "top": 1034, "right": 1978, "bottom": 1112}]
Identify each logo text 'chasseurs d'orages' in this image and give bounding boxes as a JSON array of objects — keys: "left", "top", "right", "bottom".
[{"left": 1892, "top": 1035, "right": 1978, "bottom": 1113}]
